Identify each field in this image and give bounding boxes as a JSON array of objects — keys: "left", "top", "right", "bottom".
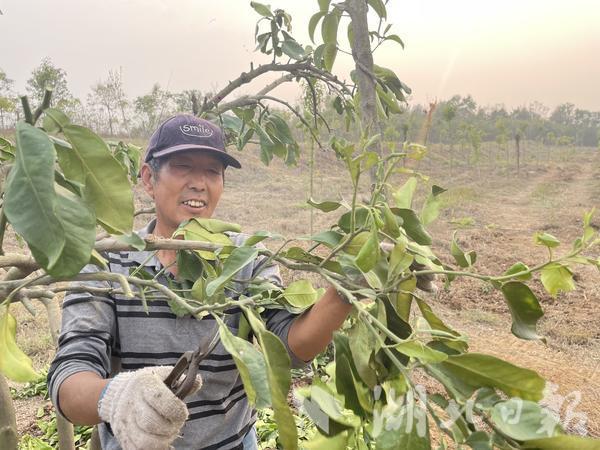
[{"left": 9, "top": 140, "right": 600, "bottom": 441}]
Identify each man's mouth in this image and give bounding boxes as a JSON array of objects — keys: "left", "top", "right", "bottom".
[{"left": 182, "top": 199, "right": 207, "bottom": 209}]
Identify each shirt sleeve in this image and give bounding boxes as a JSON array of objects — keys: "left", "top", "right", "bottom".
[
  {"left": 47, "top": 263, "right": 117, "bottom": 418},
  {"left": 251, "top": 246, "right": 311, "bottom": 369}
]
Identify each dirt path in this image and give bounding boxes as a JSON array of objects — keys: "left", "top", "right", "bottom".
[{"left": 428, "top": 151, "right": 600, "bottom": 437}]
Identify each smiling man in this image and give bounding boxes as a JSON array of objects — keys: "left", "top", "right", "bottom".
[{"left": 47, "top": 114, "right": 354, "bottom": 450}]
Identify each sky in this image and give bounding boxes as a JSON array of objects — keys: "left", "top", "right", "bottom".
[{"left": 1, "top": 0, "right": 599, "bottom": 112}]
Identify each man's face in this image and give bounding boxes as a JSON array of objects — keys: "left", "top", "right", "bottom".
[{"left": 141, "top": 150, "right": 225, "bottom": 236}]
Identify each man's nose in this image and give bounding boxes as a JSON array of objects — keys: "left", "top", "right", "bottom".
[{"left": 186, "top": 170, "right": 207, "bottom": 191}]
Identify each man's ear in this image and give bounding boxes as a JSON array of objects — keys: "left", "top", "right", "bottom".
[{"left": 140, "top": 164, "right": 155, "bottom": 199}]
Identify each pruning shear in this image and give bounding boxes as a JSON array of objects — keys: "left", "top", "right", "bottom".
[{"left": 164, "top": 325, "right": 221, "bottom": 399}]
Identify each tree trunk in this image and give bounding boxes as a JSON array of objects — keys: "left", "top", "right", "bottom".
[
  {"left": 0, "top": 373, "right": 18, "bottom": 450},
  {"left": 42, "top": 297, "right": 76, "bottom": 450},
  {"left": 515, "top": 135, "right": 521, "bottom": 175},
  {"left": 346, "top": 0, "right": 381, "bottom": 186}
]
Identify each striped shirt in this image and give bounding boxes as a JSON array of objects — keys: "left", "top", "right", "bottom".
[{"left": 48, "top": 219, "right": 307, "bottom": 450}]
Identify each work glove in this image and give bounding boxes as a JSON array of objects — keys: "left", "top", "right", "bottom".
[{"left": 98, "top": 366, "right": 203, "bottom": 450}]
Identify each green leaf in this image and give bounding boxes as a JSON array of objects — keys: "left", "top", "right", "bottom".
[
  {"left": 367, "top": 0, "right": 387, "bottom": 19},
  {"left": 491, "top": 400, "right": 561, "bottom": 441},
  {"left": 39, "top": 189, "right": 96, "bottom": 278},
  {"left": 0, "top": 306, "right": 40, "bottom": 382},
  {"left": 244, "top": 231, "right": 272, "bottom": 247},
  {"left": 250, "top": 1, "right": 273, "bottom": 17},
  {"left": 217, "top": 320, "right": 271, "bottom": 408},
  {"left": 348, "top": 319, "right": 378, "bottom": 388},
  {"left": 388, "top": 242, "right": 414, "bottom": 281},
  {"left": 283, "top": 280, "right": 321, "bottom": 309},
  {"left": 303, "top": 384, "right": 360, "bottom": 430},
  {"left": 43, "top": 108, "right": 70, "bottom": 133},
  {"left": 310, "top": 230, "right": 343, "bottom": 248},
  {"left": 174, "top": 219, "right": 235, "bottom": 260},
  {"left": 281, "top": 38, "right": 305, "bottom": 60},
  {"left": 534, "top": 232, "right": 560, "bottom": 248},
  {"left": 308, "top": 11, "right": 326, "bottom": 43},
  {"left": 421, "top": 185, "right": 447, "bottom": 225},
  {"left": 206, "top": 246, "right": 259, "bottom": 296},
  {"left": 385, "top": 34, "right": 405, "bottom": 49},
  {"left": 318, "top": 0, "right": 331, "bottom": 12},
  {"left": 244, "top": 309, "right": 298, "bottom": 449},
  {"left": 522, "top": 436, "right": 600, "bottom": 449},
  {"left": 304, "top": 431, "right": 349, "bottom": 450},
  {"left": 415, "top": 298, "right": 466, "bottom": 352},
  {"left": 307, "top": 198, "right": 342, "bottom": 212},
  {"left": 380, "top": 204, "right": 401, "bottom": 238},
  {"left": 0, "top": 136, "right": 15, "bottom": 161},
  {"left": 393, "top": 177, "right": 418, "bottom": 208},
  {"left": 504, "top": 262, "right": 532, "bottom": 281},
  {"left": 265, "top": 112, "right": 295, "bottom": 145},
  {"left": 450, "top": 232, "right": 476, "bottom": 268},
  {"left": 232, "top": 107, "right": 256, "bottom": 123},
  {"left": 282, "top": 247, "right": 343, "bottom": 274},
  {"left": 4, "top": 122, "right": 65, "bottom": 268},
  {"left": 540, "top": 263, "right": 575, "bottom": 296},
  {"left": 322, "top": 43, "right": 338, "bottom": 72},
  {"left": 338, "top": 207, "right": 370, "bottom": 233},
  {"left": 375, "top": 84, "right": 401, "bottom": 115},
  {"left": 501, "top": 282, "right": 545, "bottom": 341},
  {"left": 321, "top": 11, "right": 339, "bottom": 45},
  {"left": 393, "top": 340, "right": 448, "bottom": 363},
  {"left": 393, "top": 208, "right": 432, "bottom": 245},
  {"left": 437, "top": 353, "right": 545, "bottom": 401},
  {"left": 463, "top": 431, "right": 492, "bottom": 450},
  {"left": 62, "top": 124, "right": 133, "bottom": 234},
  {"left": 184, "top": 217, "right": 241, "bottom": 234},
  {"left": 425, "top": 364, "right": 477, "bottom": 403},
  {"left": 374, "top": 402, "right": 430, "bottom": 450},
  {"left": 355, "top": 226, "right": 380, "bottom": 273},
  {"left": 116, "top": 232, "right": 147, "bottom": 251}
]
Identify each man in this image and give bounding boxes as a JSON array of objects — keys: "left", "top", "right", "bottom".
[{"left": 48, "top": 114, "right": 354, "bottom": 450}]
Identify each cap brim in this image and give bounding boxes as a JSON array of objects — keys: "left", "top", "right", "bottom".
[{"left": 149, "top": 144, "right": 242, "bottom": 169}]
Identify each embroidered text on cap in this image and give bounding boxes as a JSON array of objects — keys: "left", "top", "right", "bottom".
[{"left": 180, "top": 123, "right": 214, "bottom": 138}]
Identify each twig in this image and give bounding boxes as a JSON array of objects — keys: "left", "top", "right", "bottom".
[
  {"left": 20, "top": 96, "right": 34, "bottom": 125},
  {"left": 0, "top": 209, "right": 7, "bottom": 256},
  {"left": 32, "top": 88, "right": 53, "bottom": 124}
]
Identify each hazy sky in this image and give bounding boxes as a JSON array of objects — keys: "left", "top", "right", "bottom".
[{"left": 1, "top": 0, "right": 599, "bottom": 111}]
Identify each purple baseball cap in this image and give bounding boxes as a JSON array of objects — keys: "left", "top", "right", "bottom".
[{"left": 144, "top": 114, "right": 241, "bottom": 169}]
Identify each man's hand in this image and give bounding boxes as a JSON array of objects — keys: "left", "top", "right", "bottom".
[{"left": 98, "top": 366, "right": 202, "bottom": 450}]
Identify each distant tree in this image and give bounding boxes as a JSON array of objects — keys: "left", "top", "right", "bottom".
[
  {"left": 0, "top": 69, "right": 16, "bottom": 129},
  {"left": 495, "top": 118, "right": 509, "bottom": 164},
  {"left": 173, "top": 89, "right": 202, "bottom": 115},
  {"left": 134, "top": 84, "right": 172, "bottom": 135},
  {"left": 550, "top": 102, "right": 576, "bottom": 126},
  {"left": 440, "top": 101, "right": 457, "bottom": 172},
  {"left": 514, "top": 122, "right": 528, "bottom": 174},
  {"left": 26, "top": 58, "right": 76, "bottom": 111},
  {"left": 89, "top": 69, "right": 130, "bottom": 136}
]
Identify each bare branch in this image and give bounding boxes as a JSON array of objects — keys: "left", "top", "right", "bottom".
[
  {"left": 200, "top": 60, "right": 350, "bottom": 114},
  {"left": 256, "top": 74, "right": 295, "bottom": 97}
]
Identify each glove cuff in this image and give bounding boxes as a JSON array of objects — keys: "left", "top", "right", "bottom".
[{"left": 97, "top": 371, "right": 133, "bottom": 422}]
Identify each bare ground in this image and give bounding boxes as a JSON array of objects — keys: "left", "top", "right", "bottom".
[{"left": 9, "top": 142, "right": 600, "bottom": 439}]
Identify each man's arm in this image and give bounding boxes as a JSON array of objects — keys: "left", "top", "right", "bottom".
[
  {"left": 58, "top": 372, "right": 109, "bottom": 425},
  {"left": 287, "top": 286, "right": 351, "bottom": 362}
]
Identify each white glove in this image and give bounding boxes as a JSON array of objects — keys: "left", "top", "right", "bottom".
[{"left": 98, "top": 366, "right": 202, "bottom": 450}]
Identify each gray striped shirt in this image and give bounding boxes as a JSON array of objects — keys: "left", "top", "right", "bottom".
[{"left": 48, "top": 219, "right": 306, "bottom": 450}]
